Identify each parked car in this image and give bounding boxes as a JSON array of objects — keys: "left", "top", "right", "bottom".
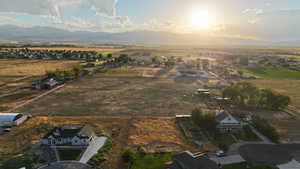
[{"left": 215, "top": 150, "right": 226, "bottom": 157}]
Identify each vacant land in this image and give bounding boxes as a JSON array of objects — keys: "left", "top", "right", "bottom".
[
  {"left": 0, "top": 59, "right": 82, "bottom": 78},
  {"left": 128, "top": 118, "right": 189, "bottom": 153},
  {"left": 15, "top": 71, "right": 201, "bottom": 115}
]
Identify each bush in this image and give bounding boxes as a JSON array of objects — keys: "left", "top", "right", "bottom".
[{"left": 87, "top": 137, "right": 113, "bottom": 168}]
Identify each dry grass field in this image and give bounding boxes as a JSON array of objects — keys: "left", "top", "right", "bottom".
[
  {"left": 251, "top": 79, "right": 300, "bottom": 107},
  {"left": 0, "top": 59, "right": 83, "bottom": 77},
  {"left": 15, "top": 68, "right": 202, "bottom": 115},
  {"left": 128, "top": 117, "right": 189, "bottom": 153}
]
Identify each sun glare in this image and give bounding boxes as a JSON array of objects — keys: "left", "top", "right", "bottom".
[{"left": 190, "top": 11, "right": 212, "bottom": 30}]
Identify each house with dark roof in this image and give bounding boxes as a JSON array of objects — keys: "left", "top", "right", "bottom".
[
  {"left": 41, "top": 125, "right": 96, "bottom": 146},
  {"left": 166, "top": 151, "right": 219, "bottom": 169},
  {"left": 215, "top": 111, "right": 243, "bottom": 132}
]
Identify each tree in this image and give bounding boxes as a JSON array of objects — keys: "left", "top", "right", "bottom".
[
  {"left": 259, "top": 89, "right": 291, "bottom": 110},
  {"left": 223, "top": 82, "right": 260, "bottom": 109},
  {"left": 191, "top": 108, "right": 216, "bottom": 131}
]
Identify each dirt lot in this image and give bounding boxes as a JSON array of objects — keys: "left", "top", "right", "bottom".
[
  {"left": 128, "top": 117, "right": 190, "bottom": 153},
  {"left": 15, "top": 70, "right": 202, "bottom": 115}
]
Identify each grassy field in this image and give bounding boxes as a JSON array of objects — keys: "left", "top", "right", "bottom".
[
  {"left": 15, "top": 69, "right": 201, "bottom": 115},
  {"left": 131, "top": 153, "right": 173, "bottom": 169},
  {"left": 128, "top": 118, "right": 189, "bottom": 153},
  {"left": 251, "top": 79, "right": 300, "bottom": 107},
  {"left": 0, "top": 59, "right": 83, "bottom": 77},
  {"left": 243, "top": 67, "right": 300, "bottom": 79}
]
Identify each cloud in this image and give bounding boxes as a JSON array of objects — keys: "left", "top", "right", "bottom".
[
  {"left": 0, "top": 16, "right": 19, "bottom": 23},
  {"left": 242, "top": 8, "right": 264, "bottom": 15},
  {"left": 0, "top": 0, "right": 118, "bottom": 22}
]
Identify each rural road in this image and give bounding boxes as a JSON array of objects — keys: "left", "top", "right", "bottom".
[{"left": 5, "top": 84, "right": 65, "bottom": 113}]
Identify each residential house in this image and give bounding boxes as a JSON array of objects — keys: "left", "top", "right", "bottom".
[
  {"left": 215, "top": 111, "right": 243, "bottom": 132},
  {"left": 165, "top": 151, "right": 219, "bottom": 169},
  {"left": 41, "top": 125, "right": 96, "bottom": 146}
]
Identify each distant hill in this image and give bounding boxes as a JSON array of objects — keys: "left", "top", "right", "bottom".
[{"left": 0, "top": 24, "right": 284, "bottom": 45}]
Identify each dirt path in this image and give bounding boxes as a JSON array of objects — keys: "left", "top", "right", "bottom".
[
  {"left": 103, "top": 118, "right": 132, "bottom": 169},
  {"left": 5, "top": 84, "right": 65, "bottom": 113}
]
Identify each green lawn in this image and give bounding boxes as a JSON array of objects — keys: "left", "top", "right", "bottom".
[
  {"left": 242, "top": 67, "right": 300, "bottom": 79},
  {"left": 203, "top": 130, "right": 236, "bottom": 151},
  {"left": 222, "top": 162, "right": 279, "bottom": 169},
  {"left": 233, "top": 126, "right": 261, "bottom": 142},
  {"left": 131, "top": 153, "right": 173, "bottom": 169},
  {"left": 58, "top": 149, "right": 82, "bottom": 161}
]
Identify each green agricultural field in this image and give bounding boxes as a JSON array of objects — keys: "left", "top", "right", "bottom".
[
  {"left": 243, "top": 67, "right": 300, "bottom": 79},
  {"left": 131, "top": 153, "right": 173, "bottom": 169}
]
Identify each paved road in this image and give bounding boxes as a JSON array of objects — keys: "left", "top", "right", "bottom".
[
  {"left": 278, "top": 160, "right": 300, "bottom": 169},
  {"left": 79, "top": 136, "right": 107, "bottom": 163},
  {"left": 210, "top": 154, "right": 245, "bottom": 165}
]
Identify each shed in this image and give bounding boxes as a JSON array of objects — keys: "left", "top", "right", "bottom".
[{"left": 0, "top": 113, "right": 28, "bottom": 127}]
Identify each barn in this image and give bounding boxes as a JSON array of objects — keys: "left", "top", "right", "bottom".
[{"left": 0, "top": 113, "right": 28, "bottom": 127}]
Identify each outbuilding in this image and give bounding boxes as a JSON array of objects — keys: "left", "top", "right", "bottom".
[{"left": 0, "top": 113, "right": 28, "bottom": 127}]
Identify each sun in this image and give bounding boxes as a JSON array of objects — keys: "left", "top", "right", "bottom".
[{"left": 190, "top": 11, "right": 212, "bottom": 29}]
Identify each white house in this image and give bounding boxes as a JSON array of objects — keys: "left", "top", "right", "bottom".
[
  {"left": 215, "top": 111, "right": 243, "bottom": 132},
  {"left": 41, "top": 125, "right": 96, "bottom": 146},
  {"left": 0, "top": 113, "right": 29, "bottom": 127}
]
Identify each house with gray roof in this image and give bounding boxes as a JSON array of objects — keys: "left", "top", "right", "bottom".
[
  {"left": 41, "top": 125, "right": 96, "bottom": 146},
  {"left": 215, "top": 111, "right": 243, "bottom": 132},
  {"left": 166, "top": 151, "right": 219, "bottom": 169}
]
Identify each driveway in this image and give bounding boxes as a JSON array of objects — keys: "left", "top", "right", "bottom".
[
  {"left": 210, "top": 155, "right": 245, "bottom": 165},
  {"left": 79, "top": 136, "right": 107, "bottom": 163},
  {"left": 278, "top": 160, "right": 300, "bottom": 169}
]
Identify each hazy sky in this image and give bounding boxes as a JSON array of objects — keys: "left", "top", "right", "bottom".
[{"left": 0, "top": 0, "right": 299, "bottom": 41}]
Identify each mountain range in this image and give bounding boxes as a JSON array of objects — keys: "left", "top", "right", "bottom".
[{"left": 0, "top": 25, "right": 298, "bottom": 45}]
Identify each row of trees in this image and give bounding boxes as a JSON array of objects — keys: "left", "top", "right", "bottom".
[
  {"left": 46, "top": 66, "right": 82, "bottom": 80},
  {"left": 223, "top": 82, "right": 291, "bottom": 110}
]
